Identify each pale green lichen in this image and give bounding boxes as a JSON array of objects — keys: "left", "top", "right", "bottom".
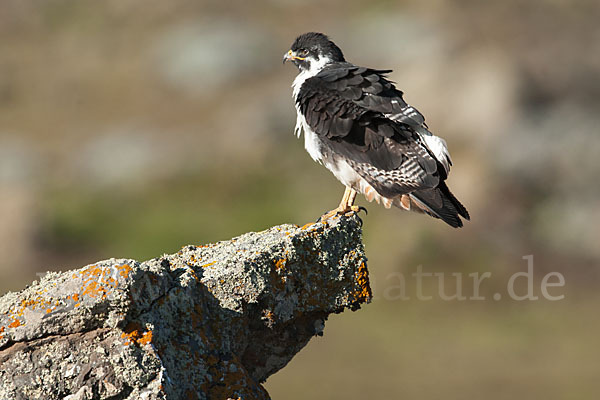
[{"left": 0, "top": 215, "right": 368, "bottom": 399}]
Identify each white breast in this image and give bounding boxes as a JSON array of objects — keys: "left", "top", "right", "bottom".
[
  {"left": 290, "top": 55, "right": 334, "bottom": 164},
  {"left": 296, "top": 111, "right": 323, "bottom": 163}
]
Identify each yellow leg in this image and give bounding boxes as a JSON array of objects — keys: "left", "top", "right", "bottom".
[
  {"left": 320, "top": 186, "right": 362, "bottom": 221},
  {"left": 347, "top": 188, "right": 358, "bottom": 211},
  {"left": 338, "top": 186, "right": 352, "bottom": 210}
]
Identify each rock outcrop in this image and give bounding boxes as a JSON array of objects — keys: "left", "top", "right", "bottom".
[{"left": 0, "top": 215, "right": 370, "bottom": 399}]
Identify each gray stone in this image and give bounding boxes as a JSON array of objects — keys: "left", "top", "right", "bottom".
[{"left": 0, "top": 214, "right": 371, "bottom": 399}]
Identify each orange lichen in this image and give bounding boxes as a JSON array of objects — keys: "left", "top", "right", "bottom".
[
  {"left": 138, "top": 330, "right": 153, "bottom": 345},
  {"left": 78, "top": 263, "right": 130, "bottom": 300},
  {"left": 121, "top": 321, "right": 153, "bottom": 346},
  {"left": 2, "top": 294, "right": 63, "bottom": 331},
  {"left": 81, "top": 281, "right": 105, "bottom": 298},
  {"left": 352, "top": 260, "right": 372, "bottom": 305},
  {"left": 202, "top": 262, "right": 216, "bottom": 268},
  {"left": 301, "top": 222, "right": 314, "bottom": 230},
  {"left": 79, "top": 266, "right": 110, "bottom": 299},
  {"left": 274, "top": 258, "right": 286, "bottom": 271},
  {"left": 121, "top": 321, "right": 142, "bottom": 345},
  {"left": 8, "top": 319, "right": 21, "bottom": 328},
  {"left": 117, "top": 264, "right": 132, "bottom": 278},
  {"left": 187, "top": 269, "right": 200, "bottom": 281},
  {"left": 262, "top": 309, "right": 275, "bottom": 326},
  {"left": 19, "top": 298, "right": 46, "bottom": 312}
]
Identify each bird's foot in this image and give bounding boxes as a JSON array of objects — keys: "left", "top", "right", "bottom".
[
  {"left": 317, "top": 205, "right": 367, "bottom": 223},
  {"left": 348, "top": 205, "right": 368, "bottom": 215}
]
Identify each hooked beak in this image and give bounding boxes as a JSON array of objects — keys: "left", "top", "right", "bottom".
[
  {"left": 283, "top": 49, "right": 305, "bottom": 64},
  {"left": 283, "top": 50, "right": 293, "bottom": 64}
]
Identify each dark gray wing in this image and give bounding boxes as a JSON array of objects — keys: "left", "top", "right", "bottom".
[
  {"left": 296, "top": 65, "right": 440, "bottom": 196},
  {"left": 315, "top": 66, "right": 427, "bottom": 128}
]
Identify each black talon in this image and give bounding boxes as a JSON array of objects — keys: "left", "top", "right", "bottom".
[{"left": 356, "top": 206, "right": 368, "bottom": 215}]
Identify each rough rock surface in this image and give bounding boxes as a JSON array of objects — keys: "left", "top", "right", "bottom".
[{"left": 0, "top": 215, "right": 371, "bottom": 399}]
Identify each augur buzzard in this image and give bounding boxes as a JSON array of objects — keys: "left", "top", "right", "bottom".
[{"left": 283, "top": 32, "right": 469, "bottom": 228}]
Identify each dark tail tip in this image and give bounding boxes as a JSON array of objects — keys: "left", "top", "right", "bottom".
[{"left": 411, "top": 182, "right": 470, "bottom": 228}]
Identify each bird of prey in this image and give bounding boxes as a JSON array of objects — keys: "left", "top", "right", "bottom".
[{"left": 283, "top": 32, "right": 470, "bottom": 227}]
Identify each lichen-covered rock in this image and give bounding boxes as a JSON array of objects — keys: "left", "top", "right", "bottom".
[{"left": 0, "top": 215, "right": 370, "bottom": 399}]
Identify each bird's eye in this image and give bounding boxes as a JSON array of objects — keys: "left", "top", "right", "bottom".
[{"left": 298, "top": 48, "right": 309, "bottom": 56}]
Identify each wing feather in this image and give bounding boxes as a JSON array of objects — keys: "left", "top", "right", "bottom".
[{"left": 296, "top": 64, "right": 440, "bottom": 196}]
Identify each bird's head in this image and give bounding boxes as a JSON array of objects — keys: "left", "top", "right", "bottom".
[{"left": 283, "top": 32, "right": 345, "bottom": 73}]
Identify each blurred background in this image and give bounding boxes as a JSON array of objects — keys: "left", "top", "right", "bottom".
[{"left": 1, "top": 0, "right": 599, "bottom": 398}]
